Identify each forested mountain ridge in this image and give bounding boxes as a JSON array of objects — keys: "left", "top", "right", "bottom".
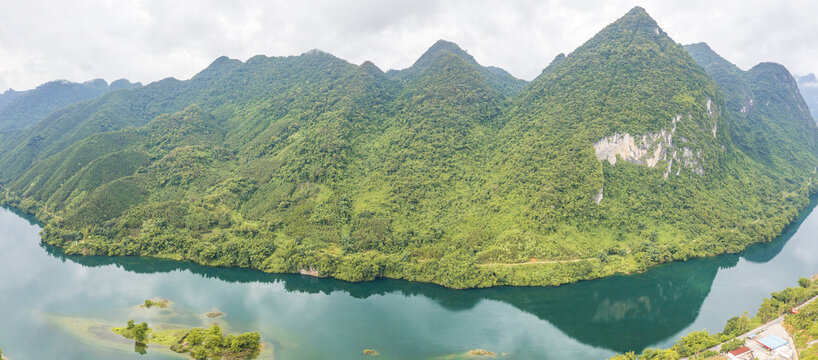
[
  {"left": 0, "top": 78, "right": 141, "bottom": 131},
  {"left": 685, "top": 42, "right": 818, "bottom": 174},
  {"left": 1, "top": 7, "right": 816, "bottom": 288}
]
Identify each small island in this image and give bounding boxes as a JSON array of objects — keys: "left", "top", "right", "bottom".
[
  {"left": 363, "top": 349, "right": 380, "bottom": 356},
  {"left": 114, "top": 320, "right": 261, "bottom": 359},
  {"left": 205, "top": 310, "right": 225, "bottom": 318},
  {"left": 467, "top": 349, "right": 497, "bottom": 357},
  {"left": 139, "top": 298, "right": 170, "bottom": 309}
]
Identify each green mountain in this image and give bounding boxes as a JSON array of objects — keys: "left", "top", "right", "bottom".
[
  {"left": 0, "top": 78, "right": 141, "bottom": 131},
  {"left": 390, "top": 39, "right": 527, "bottom": 96},
  {"left": 685, "top": 42, "right": 818, "bottom": 170},
  {"left": 1, "top": 7, "right": 816, "bottom": 288}
]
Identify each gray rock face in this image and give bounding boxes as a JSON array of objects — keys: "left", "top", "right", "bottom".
[
  {"left": 593, "top": 130, "right": 672, "bottom": 167},
  {"left": 593, "top": 113, "right": 705, "bottom": 178}
]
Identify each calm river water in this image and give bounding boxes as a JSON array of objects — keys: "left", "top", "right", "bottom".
[{"left": 1, "top": 202, "right": 817, "bottom": 359}]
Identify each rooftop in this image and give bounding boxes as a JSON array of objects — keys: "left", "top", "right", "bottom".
[
  {"left": 728, "top": 345, "right": 751, "bottom": 356},
  {"left": 756, "top": 335, "right": 788, "bottom": 350}
]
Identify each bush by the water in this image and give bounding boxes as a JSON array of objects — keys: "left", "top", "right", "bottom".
[
  {"left": 168, "top": 324, "right": 260, "bottom": 360},
  {"left": 120, "top": 319, "right": 150, "bottom": 344}
]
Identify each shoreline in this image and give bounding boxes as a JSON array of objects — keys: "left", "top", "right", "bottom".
[
  {"left": 2, "top": 194, "right": 816, "bottom": 289},
  {"left": 680, "top": 293, "right": 818, "bottom": 360}
]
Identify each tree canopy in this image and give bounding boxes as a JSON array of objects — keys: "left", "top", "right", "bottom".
[{"left": 0, "top": 7, "right": 816, "bottom": 288}]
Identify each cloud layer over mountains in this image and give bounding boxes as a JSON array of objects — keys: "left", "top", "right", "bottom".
[{"left": 1, "top": 0, "right": 817, "bottom": 92}]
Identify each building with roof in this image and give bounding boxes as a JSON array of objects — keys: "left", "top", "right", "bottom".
[
  {"left": 756, "top": 335, "right": 788, "bottom": 351},
  {"left": 727, "top": 345, "right": 753, "bottom": 360}
]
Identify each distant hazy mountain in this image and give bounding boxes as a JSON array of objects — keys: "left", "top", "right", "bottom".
[
  {"left": 797, "top": 73, "right": 818, "bottom": 121},
  {"left": 0, "top": 78, "right": 141, "bottom": 131},
  {"left": 0, "top": 89, "right": 25, "bottom": 111},
  {"left": 0, "top": 7, "right": 816, "bottom": 289}
]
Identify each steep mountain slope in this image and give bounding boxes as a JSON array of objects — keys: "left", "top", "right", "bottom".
[
  {"left": 686, "top": 43, "right": 818, "bottom": 170},
  {"left": 467, "top": 7, "right": 811, "bottom": 285},
  {"left": 0, "top": 7, "right": 816, "bottom": 288},
  {"left": 797, "top": 73, "right": 818, "bottom": 121},
  {"left": 0, "top": 78, "right": 141, "bottom": 131},
  {"left": 389, "top": 40, "right": 527, "bottom": 97}
]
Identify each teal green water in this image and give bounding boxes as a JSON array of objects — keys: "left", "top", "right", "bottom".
[{"left": 1, "top": 202, "right": 817, "bottom": 359}]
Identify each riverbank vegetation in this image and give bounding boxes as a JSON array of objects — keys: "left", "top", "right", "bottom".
[
  {"left": 118, "top": 320, "right": 150, "bottom": 344},
  {"left": 113, "top": 321, "right": 261, "bottom": 360},
  {"left": 608, "top": 276, "right": 818, "bottom": 359},
  {"left": 0, "top": 8, "right": 817, "bottom": 288}
]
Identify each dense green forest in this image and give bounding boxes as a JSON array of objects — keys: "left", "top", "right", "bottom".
[{"left": 0, "top": 7, "right": 816, "bottom": 288}]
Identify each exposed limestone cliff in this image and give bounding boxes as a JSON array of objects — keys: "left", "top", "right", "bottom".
[
  {"left": 593, "top": 113, "right": 706, "bottom": 178},
  {"left": 707, "top": 98, "right": 717, "bottom": 138}
]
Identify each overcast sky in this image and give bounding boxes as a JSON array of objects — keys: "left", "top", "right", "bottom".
[{"left": 1, "top": 0, "right": 817, "bottom": 91}]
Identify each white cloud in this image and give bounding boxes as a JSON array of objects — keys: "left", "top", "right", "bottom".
[{"left": 0, "top": 0, "right": 817, "bottom": 91}]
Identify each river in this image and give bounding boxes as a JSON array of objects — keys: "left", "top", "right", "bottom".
[{"left": 1, "top": 201, "right": 817, "bottom": 359}]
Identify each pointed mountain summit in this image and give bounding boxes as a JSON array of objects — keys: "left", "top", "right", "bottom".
[
  {"left": 389, "top": 40, "right": 511, "bottom": 130},
  {"left": 509, "top": 6, "right": 722, "bottom": 172},
  {"left": 359, "top": 60, "right": 383, "bottom": 75},
  {"left": 396, "top": 39, "right": 526, "bottom": 96},
  {"left": 610, "top": 6, "right": 661, "bottom": 34},
  {"left": 409, "top": 40, "right": 475, "bottom": 70},
  {"left": 493, "top": 6, "right": 727, "bottom": 245}
]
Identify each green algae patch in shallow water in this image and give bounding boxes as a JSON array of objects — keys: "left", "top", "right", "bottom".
[{"left": 47, "top": 315, "right": 189, "bottom": 358}]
